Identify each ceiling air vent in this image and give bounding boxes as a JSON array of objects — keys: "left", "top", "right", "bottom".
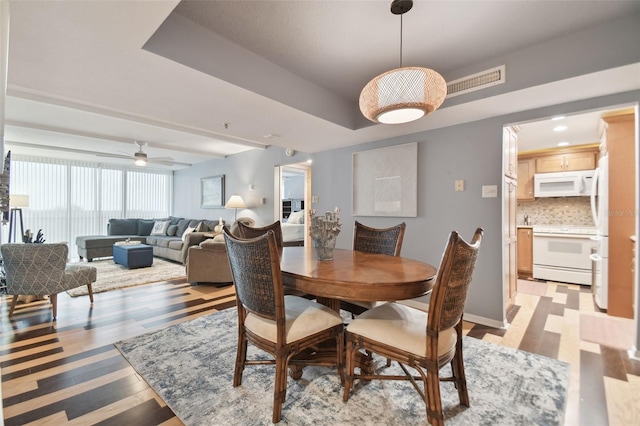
[{"left": 446, "top": 65, "right": 506, "bottom": 98}]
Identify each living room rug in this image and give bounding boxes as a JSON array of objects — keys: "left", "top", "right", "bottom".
[
  {"left": 66, "top": 257, "right": 186, "bottom": 297},
  {"left": 115, "top": 308, "right": 569, "bottom": 425}
]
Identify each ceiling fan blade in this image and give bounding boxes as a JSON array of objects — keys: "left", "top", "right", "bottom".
[
  {"left": 149, "top": 159, "right": 192, "bottom": 166},
  {"left": 95, "top": 153, "right": 130, "bottom": 159},
  {"left": 147, "top": 157, "right": 174, "bottom": 162}
]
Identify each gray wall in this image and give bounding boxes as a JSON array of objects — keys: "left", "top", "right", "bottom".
[
  {"left": 174, "top": 90, "right": 639, "bottom": 326},
  {"left": 173, "top": 146, "right": 313, "bottom": 226}
]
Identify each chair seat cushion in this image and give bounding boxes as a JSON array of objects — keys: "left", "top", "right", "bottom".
[
  {"left": 245, "top": 295, "right": 343, "bottom": 344},
  {"left": 64, "top": 264, "right": 97, "bottom": 290},
  {"left": 346, "top": 302, "right": 456, "bottom": 361},
  {"left": 394, "top": 294, "right": 431, "bottom": 312}
]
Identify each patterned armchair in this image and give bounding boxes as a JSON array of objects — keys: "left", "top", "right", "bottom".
[{"left": 1, "top": 243, "right": 97, "bottom": 319}]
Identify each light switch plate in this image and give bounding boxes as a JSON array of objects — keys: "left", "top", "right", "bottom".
[
  {"left": 482, "top": 185, "right": 498, "bottom": 198},
  {"left": 312, "top": 195, "right": 319, "bottom": 203}
]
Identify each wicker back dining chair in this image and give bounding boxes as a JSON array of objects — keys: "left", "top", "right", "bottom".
[
  {"left": 343, "top": 228, "right": 483, "bottom": 426},
  {"left": 353, "top": 221, "right": 406, "bottom": 257},
  {"left": 1, "top": 243, "right": 97, "bottom": 320},
  {"left": 236, "top": 220, "right": 284, "bottom": 249},
  {"left": 223, "top": 228, "right": 344, "bottom": 423},
  {"left": 344, "top": 221, "right": 407, "bottom": 314}
]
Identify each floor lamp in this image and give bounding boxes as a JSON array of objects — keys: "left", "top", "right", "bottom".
[
  {"left": 9, "top": 194, "right": 29, "bottom": 243},
  {"left": 225, "top": 195, "right": 246, "bottom": 221}
]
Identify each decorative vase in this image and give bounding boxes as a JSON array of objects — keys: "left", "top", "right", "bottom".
[
  {"left": 309, "top": 207, "right": 341, "bottom": 261},
  {"left": 214, "top": 217, "right": 224, "bottom": 233}
]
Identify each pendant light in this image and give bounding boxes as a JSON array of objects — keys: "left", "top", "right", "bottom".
[{"left": 360, "top": 0, "right": 447, "bottom": 124}]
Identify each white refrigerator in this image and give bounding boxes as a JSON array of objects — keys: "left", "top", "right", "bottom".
[{"left": 590, "top": 154, "right": 608, "bottom": 309}]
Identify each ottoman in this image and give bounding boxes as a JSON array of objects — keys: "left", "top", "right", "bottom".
[{"left": 113, "top": 244, "right": 153, "bottom": 269}]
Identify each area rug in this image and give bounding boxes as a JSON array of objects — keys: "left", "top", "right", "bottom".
[
  {"left": 66, "top": 257, "right": 186, "bottom": 297},
  {"left": 115, "top": 308, "right": 569, "bottom": 425}
]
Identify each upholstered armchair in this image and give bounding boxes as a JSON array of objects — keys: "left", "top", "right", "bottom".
[
  {"left": 1, "top": 243, "right": 97, "bottom": 319},
  {"left": 186, "top": 217, "right": 255, "bottom": 285}
]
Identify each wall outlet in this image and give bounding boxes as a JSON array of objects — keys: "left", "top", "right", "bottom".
[
  {"left": 482, "top": 185, "right": 498, "bottom": 198},
  {"left": 455, "top": 180, "right": 464, "bottom": 192},
  {"left": 312, "top": 195, "right": 319, "bottom": 203}
]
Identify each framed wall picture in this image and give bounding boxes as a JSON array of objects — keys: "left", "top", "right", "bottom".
[
  {"left": 201, "top": 175, "right": 225, "bottom": 208},
  {"left": 352, "top": 142, "right": 417, "bottom": 217}
]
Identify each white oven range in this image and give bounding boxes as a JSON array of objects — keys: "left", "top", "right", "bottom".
[{"left": 532, "top": 226, "right": 597, "bottom": 285}]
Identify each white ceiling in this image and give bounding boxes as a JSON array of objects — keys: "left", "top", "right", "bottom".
[{"left": 3, "top": 1, "right": 639, "bottom": 169}]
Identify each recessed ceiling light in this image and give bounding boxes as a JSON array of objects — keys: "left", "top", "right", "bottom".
[
  {"left": 263, "top": 133, "right": 279, "bottom": 139},
  {"left": 553, "top": 125, "right": 568, "bottom": 132},
  {"left": 551, "top": 115, "right": 565, "bottom": 121},
  {"left": 557, "top": 141, "right": 570, "bottom": 147}
]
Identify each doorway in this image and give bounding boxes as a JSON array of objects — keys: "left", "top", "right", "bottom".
[
  {"left": 274, "top": 162, "right": 311, "bottom": 246},
  {"left": 502, "top": 104, "right": 639, "bottom": 326}
]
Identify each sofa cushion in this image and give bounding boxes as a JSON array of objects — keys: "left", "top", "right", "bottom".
[
  {"left": 151, "top": 220, "right": 171, "bottom": 236},
  {"left": 168, "top": 240, "right": 184, "bottom": 250},
  {"left": 151, "top": 236, "right": 178, "bottom": 248},
  {"left": 76, "top": 235, "right": 142, "bottom": 249},
  {"left": 108, "top": 218, "right": 139, "bottom": 236},
  {"left": 138, "top": 219, "right": 155, "bottom": 236},
  {"left": 167, "top": 224, "right": 178, "bottom": 236}
]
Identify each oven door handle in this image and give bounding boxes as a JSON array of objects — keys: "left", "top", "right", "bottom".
[{"left": 533, "top": 233, "right": 594, "bottom": 239}]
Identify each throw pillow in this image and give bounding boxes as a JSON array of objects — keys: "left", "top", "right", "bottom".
[
  {"left": 288, "top": 210, "right": 305, "bottom": 224},
  {"left": 176, "top": 219, "right": 190, "bottom": 237},
  {"left": 150, "top": 220, "right": 171, "bottom": 236},
  {"left": 137, "top": 219, "right": 155, "bottom": 236},
  {"left": 182, "top": 226, "right": 196, "bottom": 241},
  {"left": 167, "top": 224, "right": 178, "bottom": 236}
]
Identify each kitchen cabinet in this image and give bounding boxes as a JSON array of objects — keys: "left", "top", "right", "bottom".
[
  {"left": 503, "top": 127, "right": 518, "bottom": 179},
  {"left": 517, "top": 158, "right": 535, "bottom": 201},
  {"left": 517, "top": 227, "right": 533, "bottom": 277},
  {"left": 535, "top": 151, "right": 596, "bottom": 173},
  {"left": 603, "top": 111, "right": 635, "bottom": 318}
]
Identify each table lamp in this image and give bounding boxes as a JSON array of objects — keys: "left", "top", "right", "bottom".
[
  {"left": 9, "top": 194, "right": 29, "bottom": 243},
  {"left": 225, "top": 195, "right": 246, "bottom": 221}
]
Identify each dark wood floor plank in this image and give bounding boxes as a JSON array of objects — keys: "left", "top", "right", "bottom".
[
  {"left": 518, "top": 296, "right": 552, "bottom": 355},
  {"left": 93, "top": 398, "right": 175, "bottom": 426},
  {"left": 0, "top": 338, "right": 60, "bottom": 357},
  {"left": 0, "top": 347, "right": 64, "bottom": 369},
  {"left": 600, "top": 345, "right": 628, "bottom": 381},
  {"left": 4, "top": 375, "right": 146, "bottom": 426},
  {"left": 1, "top": 345, "right": 114, "bottom": 382}
]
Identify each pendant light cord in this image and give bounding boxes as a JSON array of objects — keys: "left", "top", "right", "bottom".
[{"left": 399, "top": 14, "right": 403, "bottom": 68}]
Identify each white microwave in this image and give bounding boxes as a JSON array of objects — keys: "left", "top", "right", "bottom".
[{"left": 534, "top": 170, "right": 594, "bottom": 198}]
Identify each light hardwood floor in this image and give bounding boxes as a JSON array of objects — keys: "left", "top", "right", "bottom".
[{"left": 1, "top": 277, "right": 639, "bottom": 425}]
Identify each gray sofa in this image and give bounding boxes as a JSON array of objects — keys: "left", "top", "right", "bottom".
[{"left": 76, "top": 217, "right": 224, "bottom": 265}]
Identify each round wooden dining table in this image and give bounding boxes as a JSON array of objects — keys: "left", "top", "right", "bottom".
[
  {"left": 280, "top": 246, "right": 437, "bottom": 311},
  {"left": 280, "top": 246, "right": 437, "bottom": 378}
]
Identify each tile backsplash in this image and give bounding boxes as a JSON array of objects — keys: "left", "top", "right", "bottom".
[{"left": 518, "top": 197, "right": 595, "bottom": 226}]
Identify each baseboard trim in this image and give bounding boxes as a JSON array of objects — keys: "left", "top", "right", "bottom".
[{"left": 464, "top": 313, "right": 508, "bottom": 329}]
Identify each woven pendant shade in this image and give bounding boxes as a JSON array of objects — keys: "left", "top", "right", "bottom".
[
  {"left": 359, "top": 0, "right": 447, "bottom": 124},
  {"left": 359, "top": 66, "right": 447, "bottom": 124}
]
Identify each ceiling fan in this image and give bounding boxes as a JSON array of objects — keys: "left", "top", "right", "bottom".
[{"left": 96, "top": 142, "right": 191, "bottom": 167}]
